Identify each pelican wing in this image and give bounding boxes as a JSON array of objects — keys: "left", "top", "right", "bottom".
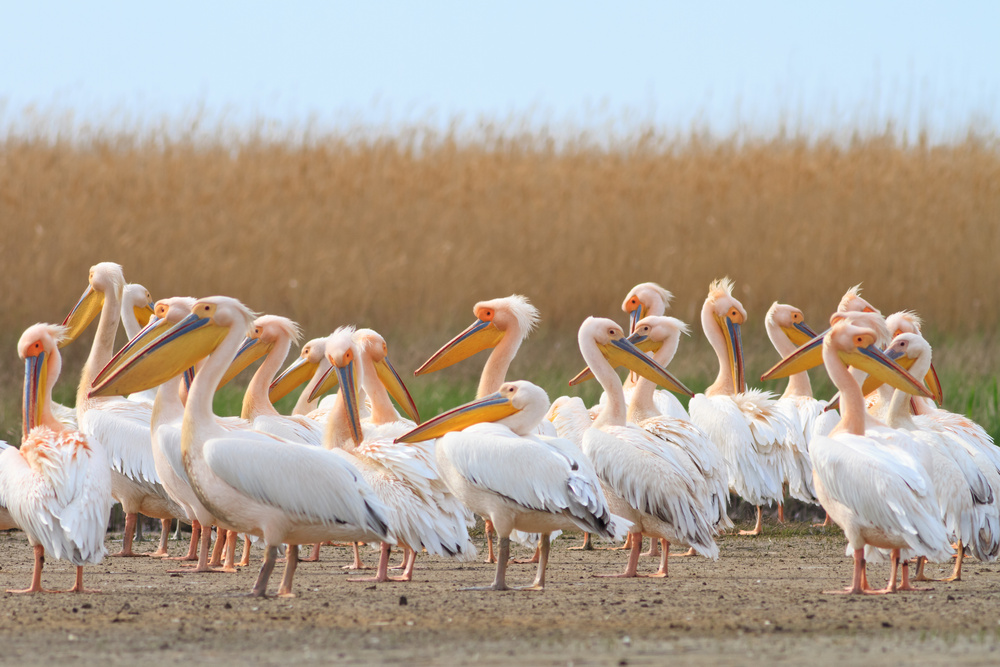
[
  {"left": 81, "top": 400, "right": 158, "bottom": 484},
  {"left": 439, "top": 424, "right": 613, "bottom": 538},
  {"left": 252, "top": 414, "right": 323, "bottom": 446},
  {"left": 203, "top": 435, "right": 390, "bottom": 540}
]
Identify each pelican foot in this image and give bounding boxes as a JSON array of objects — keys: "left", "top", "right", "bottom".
[
  {"left": 6, "top": 586, "right": 57, "bottom": 594},
  {"left": 509, "top": 556, "right": 539, "bottom": 564},
  {"left": 461, "top": 584, "right": 509, "bottom": 591},
  {"left": 514, "top": 584, "right": 545, "bottom": 591},
  {"left": 738, "top": 528, "right": 762, "bottom": 536}
]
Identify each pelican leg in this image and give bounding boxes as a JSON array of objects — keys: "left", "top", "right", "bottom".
[
  {"left": 484, "top": 519, "right": 496, "bottom": 563},
  {"left": 238, "top": 535, "right": 252, "bottom": 567},
  {"left": 251, "top": 545, "right": 279, "bottom": 597},
  {"left": 609, "top": 532, "right": 634, "bottom": 551},
  {"left": 164, "top": 520, "right": 200, "bottom": 561},
  {"left": 941, "top": 543, "right": 964, "bottom": 582},
  {"left": 511, "top": 538, "right": 541, "bottom": 564},
  {"left": 897, "top": 558, "right": 934, "bottom": 592},
  {"left": 301, "top": 543, "right": 321, "bottom": 563},
  {"left": 277, "top": 544, "right": 299, "bottom": 597},
  {"left": 219, "top": 530, "right": 238, "bottom": 572},
  {"left": 739, "top": 506, "right": 764, "bottom": 536},
  {"left": 464, "top": 537, "right": 510, "bottom": 590},
  {"left": 812, "top": 512, "right": 833, "bottom": 528},
  {"left": 648, "top": 539, "right": 669, "bottom": 578},
  {"left": 342, "top": 542, "right": 370, "bottom": 570},
  {"left": 111, "top": 513, "right": 145, "bottom": 557},
  {"left": 824, "top": 547, "right": 879, "bottom": 595},
  {"left": 389, "top": 546, "right": 409, "bottom": 570},
  {"left": 208, "top": 525, "right": 225, "bottom": 567},
  {"left": 168, "top": 520, "right": 226, "bottom": 573},
  {"left": 912, "top": 556, "right": 931, "bottom": 581},
  {"left": 595, "top": 531, "right": 642, "bottom": 578},
  {"left": 390, "top": 548, "right": 417, "bottom": 582},
  {"left": 642, "top": 534, "right": 661, "bottom": 558},
  {"left": 7, "top": 545, "right": 56, "bottom": 594},
  {"left": 148, "top": 518, "right": 172, "bottom": 558},
  {"left": 349, "top": 542, "right": 394, "bottom": 582},
  {"left": 777, "top": 503, "right": 786, "bottom": 524},
  {"left": 567, "top": 532, "right": 595, "bottom": 551},
  {"left": 66, "top": 566, "right": 100, "bottom": 594},
  {"left": 670, "top": 547, "right": 697, "bottom": 558},
  {"left": 517, "top": 533, "right": 550, "bottom": 590}
]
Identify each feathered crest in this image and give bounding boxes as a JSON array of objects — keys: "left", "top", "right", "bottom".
[
  {"left": 254, "top": 315, "right": 303, "bottom": 346},
  {"left": 91, "top": 262, "right": 126, "bottom": 294},
  {"left": 886, "top": 310, "right": 923, "bottom": 335},
  {"left": 122, "top": 283, "right": 151, "bottom": 307},
  {"left": 481, "top": 295, "right": 540, "bottom": 337},
  {"left": 627, "top": 282, "right": 674, "bottom": 309},
  {"left": 830, "top": 310, "right": 891, "bottom": 347},
  {"left": 708, "top": 277, "right": 735, "bottom": 300},
  {"left": 18, "top": 323, "right": 71, "bottom": 356}
]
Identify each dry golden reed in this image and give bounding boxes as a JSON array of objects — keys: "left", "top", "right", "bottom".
[{"left": 1, "top": 118, "right": 998, "bottom": 352}]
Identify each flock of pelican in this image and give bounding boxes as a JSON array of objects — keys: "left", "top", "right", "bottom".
[{"left": 0, "top": 262, "right": 995, "bottom": 597}]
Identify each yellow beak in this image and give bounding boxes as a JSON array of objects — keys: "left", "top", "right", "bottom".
[
  {"left": 134, "top": 301, "right": 156, "bottom": 328},
  {"left": 375, "top": 356, "right": 420, "bottom": 423},
  {"left": 394, "top": 392, "right": 518, "bottom": 443},
  {"left": 413, "top": 319, "right": 504, "bottom": 376},
  {"left": 217, "top": 336, "right": 273, "bottom": 389},
  {"left": 862, "top": 355, "right": 944, "bottom": 405},
  {"left": 60, "top": 285, "right": 104, "bottom": 347},
  {"left": 22, "top": 351, "right": 48, "bottom": 438},
  {"left": 92, "top": 316, "right": 170, "bottom": 388},
  {"left": 268, "top": 356, "right": 319, "bottom": 404},
  {"left": 599, "top": 335, "right": 693, "bottom": 397},
  {"left": 760, "top": 331, "right": 826, "bottom": 382},
  {"left": 714, "top": 314, "right": 745, "bottom": 394},
  {"left": 780, "top": 320, "right": 819, "bottom": 348},
  {"left": 335, "top": 359, "right": 364, "bottom": 444},
  {"left": 89, "top": 312, "right": 228, "bottom": 398},
  {"left": 568, "top": 332, "right": 662, "bottom": 387},
  {"left": 307, "top": 364, "right": 340, "bottom": 403},
  {"left": 839, "top": 345, "right": 933, "bottom": 399}
]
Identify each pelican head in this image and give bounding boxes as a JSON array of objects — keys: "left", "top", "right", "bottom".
[
  {"left": 413, "top": 294, "right": 539, "bottom": 376},
  {"left": 837, "top": 284, "right": 881, "bottom": 316},
  {"left": 89, "top": 296, "right": 256, "bottom": 398},
  {"left": 19, "top": 323, "right": 69, "bottom": 437},
  {"left": 577, "top": 316, "right": 693, "bottom": 396},
  {"left": 825, "top": 321, "right": 932, "bottom": 399},
  {"left": 354, "top": 328, "right": 420, "bottom": 423},
  {"left": 61, "top": 262, "right": 126, "bottom": 347},
  {"left": 218, "top": 315, "right": 301, "bottom": 389},
  {"left": 396, "top": 380, "right": 549, "bottom": 443},
  {"left": 315, "top": 327, "right": 363, "bottom": 444},
  {"left": 123, "top": 283, "right": 156, "bottom": 328},
  {"left": 703, "top": 278, "right": 747, "bottom": 394},
  {"left": 870, "top": 331, "right": 943, "bottom": 404},
  {"left": 886, "top": 310, "right": 923, "bottom": 338},
  {"left": 622, "top": 282, "right": 673, "bottom": 333},
  {"left": 765, "top": 302, "right": 818, "bottom": 348},
  {"left": 268, "top": 337, "right": 329, "bottom": 404}
]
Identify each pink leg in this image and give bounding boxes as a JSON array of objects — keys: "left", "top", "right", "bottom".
[
  {"left": 568, "top": 532, "right": 595, "bottom": 551},
  {"left": 642, "top": 534, "right": 661, "bottom": 558},
  {"left": 517, "top": 533, "right": 550, "bottom": 590},
  {"left": 66, "top": 565, "right": 101, "bottom": 594},
  {"left": 164, "top": 520, "right": 200, "bottom": 561},
  {"left": 511, "top": 537, "right": 542, "bottom": 564},
  {"left": 777, "top": 503, "right": 785, "bottom": 524},
  {"left": 739, "top": 506, "right": 763, "bottom": 536},
  {"left": 301, "top": 543, "right": 321, "bottom": 563},
  {"left": 7, "top": 545, "right": 56, "bottom": 594},
  {"left": 110, "top": 513, "right": 146, "bottom": 557},
  {"left": 897, "top": 557, "right": 934, "bottom": 592},
  {"left": 649, "top": 539, "right": 669, "bottom": 577},
  {"left": 812, "top": 512, "right": 833, "bottom": 528},
  {"left": 148, "top": 518, "right": 172, "bottom": 558},
  {"left": 484, "top": 519, "right": 496, "bottom": 563},
  {"left": 208, "top": 525, "right": 225, "bottom": 567},
  {"left": 277, "top": 544, "right": 299, "bottom": 597},
  {"left": 670, "top": 547, "right": 697, "bottom": 557},
  {"left": 237, "top": 535, "right": 252, "bottom": 567},
  {"left": 595, "top": 532, "right": 643, "bottom": 578},
  {"left": 342, "top": 542, "right": 370, "bottom": 570},
  {"left": 349, "top": 542, "right": 393, "bottom": 582},
  {"left": 464, "top": 537, "right": 510, "bottom": 590}
]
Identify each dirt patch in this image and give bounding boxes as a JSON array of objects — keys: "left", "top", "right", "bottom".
[{"left": 1, "top": 523, "right": 999, "bottom": 666}]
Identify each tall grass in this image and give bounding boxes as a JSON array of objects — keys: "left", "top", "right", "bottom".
[{"left": 0, "top": 111, "right": 997, "bottom": 443}]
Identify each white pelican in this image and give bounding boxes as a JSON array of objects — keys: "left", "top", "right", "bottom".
[
  {"left": 64, "top": 262, "right": 183, "bottom": 558},
  {"left": 398, "top": 380, "right": 615, "bottom": 590},
  {"left": 229, "top": 315, "right": 326, "bottom": 446},
  {"left": 793, "top": 319, "right": 950, "bottom": 593},
  {"left": 577, "top": 316, "right": 718, "bottom": 577},
  {"left": 414, "top": 294, "right": 543, "bottom": 561},
  {"left": 688, "top": 278, "right": 792, "bottom": 536},
  {"left": 0, "top": 443, "right": 17, "bottom": 532},
  {"left": 763, "top": 303, "right": 838, "bottom": 514},
  {"left": 316, "top": 327, "right": 474, "bottom": 582},
  {"left": 90, "top": 296, "right": 392, "bottom": 597},
  {"left": 627, "top": 316, "right": 731, "bottom": 536},
  {"left": 0, "top": 324, "right": 113, "bottom": 593},
  {"left": 267, "top": 337, "right": 331, "bottom": 417},
  {"left": 120, "top": 283, "right": 157, "bottom": 405}
]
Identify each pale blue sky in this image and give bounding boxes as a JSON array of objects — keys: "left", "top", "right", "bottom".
[{"left": 1, "top": 1, "right": 997, "bottom": 139}]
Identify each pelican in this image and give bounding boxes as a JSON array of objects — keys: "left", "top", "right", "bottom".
[
  {"left": 688, "top": 279, "right": 792, "bottom": 536},
  {"left": 230, "top": 315, "right": 326, "bottom": 446},
  {"left": 268, "top": 337, "right": 332, "bottom": 417},
  {"left": 577, "top": 317, "right": 718, "bottom": 577},
  {"left": 0, "top": 324, "right": 113, "bottom": 593},
  {"left": 793, "top": 319, "right": 950, "bottom": 593},
  {"left": 316, "top": 327, "right": 474, "bottom": 582},
  {"left": 90, "top": 296, "right": 391, "bottom": 597},
  {"left": 120, "top": 283, "right": 157, "bottom": 405},
  {"left": 414, "top": 294, "right": 543, "bottom": 561},
  {"left": 398, "top": 380, "right": 615, "bottom": 590},
  {"left": 763, "top": 303, "right": 838, "bottom": 516},
  {"left": 64, "top": 262, "right": 183, "bottom": 558},
  {"left": 627, "top": 316, "right": 731, "bottom": 536}
]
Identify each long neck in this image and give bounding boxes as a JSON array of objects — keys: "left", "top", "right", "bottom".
[
  {"left": 627, "top": 336, "right": 680, "bottom": 423},
  {"left": 825, "top": 344, "right": 866, "bottom": 436},
  {"left": 361, "top": 356, "right": 398, "bottom": 426},
  {"left": 582, "top": 339, "right": 627, "bottom": 428},
  {"left": 121, "top": 304, "right": 141, "bottom": 340},
  {"left": 37, "top": 350, "right": 64, "bottom": 432},
  {"left": 885, "top": 353, "right": 930, "bottom": 429},
  {"left": 151, "top": 374, "right": 186, "bottom": 430},
  {"left": 476, "top": 326, "right": 523, "bottom": 398},
  {"left": 324, "top": 386, "right": 358, "bottom": 451},
  {"left": 766, "top": 320, "right": 813, "bottom": 399},
  {"left": 702, "top": 304, "right": 733, "bottom": 397},
  {"left": 241, "top": 339, "right": 289, "bottom": 421},
  {"left": 183, "top": 325, "right": 245, "bottom": 453},
  {"left": 77, "top": 285, "right": 123, "bottom": 410},
  {"left": 292, "top": 363, "right": 326, "bottom": 415}
]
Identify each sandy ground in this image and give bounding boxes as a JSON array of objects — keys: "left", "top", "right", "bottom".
[{"left": 1, "top": 521, "right": 1000, "bottom": 666}]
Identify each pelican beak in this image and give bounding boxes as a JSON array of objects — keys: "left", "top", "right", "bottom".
[
  {"left": 92, "top": 315, "right": 168, "bottom": 387},
  {"left": 375, "top": 356, "right": 420, "bottom": 423},
  {"left": 924, "top": 364, "right": 944, "bottom": 405},
  {"left": 760, "top": 330, "right": 827, "bottom": 381},
  {"left": 780, "top": 320, "right": 819, "bottom": 348},
  {"left": 413, "top": 318, "right": 504, "bottom": 376},
  {"left": 60, "top": 284, "right": 104, "bottom": 347},
  {"left": 134, "top": 300, "right": 156, "bottom": 328},
  {"left": 268, "top": 356, "right": 318, "bottom": 404},
  {"left": 218, "top": 336, "right": 273, "bottom": 389},
  {"left": 307, "top": 364, "right": 340, "bottom": 403},
  {"left": 89, "top": 312, "right": 228, "bottom": 398},
  {"left": 331, "top": 357, "right": 363, "bottom": 444},
  {"left": 22, "top": 350, "right": 47, "bottom": 438},
  {"left": 715, "top": 313, "right": 745, "bottom": 394},
  {"left": 839, "top": 344, "right": 932, "bottom": 399},
  {"left": 183, "top": 366, "right": 196, "bottom": 391},
  {"left": 876, "top": 348, "right": 944, "bottom": 405},
  {"left": 568, "top": 331, "right": 660, "bottom": 387},
  {"left": 395, "top": 392, "right": 517, "bottom": 443},
  {"left": 600, "top": 335, "right": 693, "bottom": 397},
  {"left": 628, "top": 304, "right": 648, "bottom": 334}
]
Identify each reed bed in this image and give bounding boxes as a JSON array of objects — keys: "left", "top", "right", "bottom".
[{"left": 0, "top": 114, "right": 997, "bottom": 443}]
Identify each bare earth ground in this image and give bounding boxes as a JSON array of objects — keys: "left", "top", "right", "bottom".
[{"left": 1, "top": 521, "right": 1000, "bottom": 666}]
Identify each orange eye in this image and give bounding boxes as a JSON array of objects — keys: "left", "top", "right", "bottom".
[
  {"left": 344, "top": 350, "right": 353, "bottom": 362},
  {"left": 792, "top": 312, "right": 802, "bottom": 322}
]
